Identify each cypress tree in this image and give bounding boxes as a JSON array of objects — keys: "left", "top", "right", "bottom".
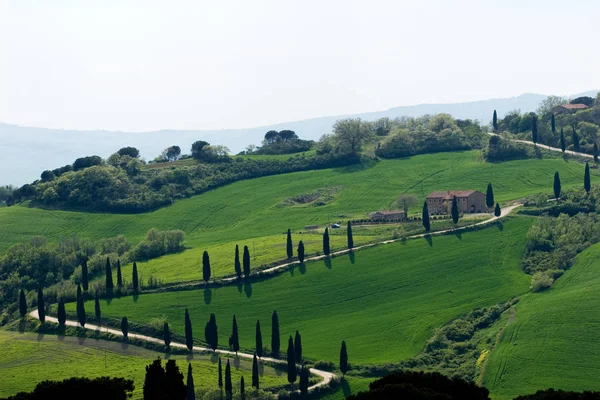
[
  {"left": 230, "top": 315, "right": 240, "bottom": 354},
  {"left": 340, "top": 340, "right": 349, "bottom": 375},
  {"left": 486, "top": 183, "right": 494, "bottom": 209},
  {"left": 294, "top": 330, "right": 302, "bottom": 362},
  {"left": 225, "top": 359, "right": 232, "bottom": 399},
  {"left": 186, "top": 363, "right": 196, "bottom": 400},
  {"left": 422, "top": 201, "right": 430, "bottom": 232},
  {"left": 323, "top": 228, "right": 330, "bottom": 256},
  {"left": 116, "top": 259, "right": 123, "bottom": 288},
  {"left": 243, "top": 246, "right": 250, "bottom": 277},
  {"left": 121, "top": 317, "right": 129, "bottom": 339},
  {"left": 451, "top": 196, "right": 459, "bottom": 224},
  {"left": 252, "top": 353, "right": 259, "bottom": 390},
  {"left": 218, "top": 357, "right": 223, "bottom": 388},
  {"left": 572, "top": 127, "right": 580, "bottom": 151},
  {"left": 297, "top": 241, "right": 305, "bottom": 264},
  {"left": 595, "top": 142, "right": 599, "bottom": 163},
  {"left": 347, "top": 221, "right": 354, "bottom": 249},
  {"left": 94, "top": 293, "right": 101, "bottom": 325},
  {"left": 299, "top": 365, "right": 309, "bottom": 396},
  {"left": 286, "top": 228, "right": 293, "bottom": 259},
  {"left": 205, "top": 313, "right": 218, "bottom": 351},
  {"left": 234, "top": 244, "right": 241, "bottom": 278},
  {"left": 81, "top": 259, "right": 89, "bottom": 291},
  {"left": 271, "top": 310, "right": 280, "bottom": 357},
  {"left": 184, "top": 308, "right": 193, "bottom": 351},
  {"left": 164, "top": 322, "right": 171, "bottom": 348},
  {"left": 287, "top": 336, "right": 297, "bottom": 384},
  {"left": 560, "top": 128, "right": 566, "bottom": 153},
  {"left": 554, "top": 171, "right": 562, "bottom": 200},
  {"left": 202, "top": 251, "right": 211, "bottom": 283},
  {"left": 37, "top": 288, "right": 45, "bottom": 323},
  {"left": 494, "top": 203, "right": 501, "bottom": 217},
  {"left": 255, "top": 320, "right": 263, "bottom": 358},
  {"left": 551, "top": 113, "right": 556, "bottom": 133},
  {"left": 77, "top": 293, "right": 86, "bottom": 327},
  {"left": 105, "top": 257, "right": 113, "bottom": 291},
  {"left": 132, "top": 261, "right": 139, "bottom": 293},
  {"left": 532, "top": 115, "right": 538, "bottom": 145},
  {"left": 585, "top": 162, "right": 591, "bottom": 193},
  {"left": 240, "top": 376, "right": 245, "bottom": 400},
  {"left": 492, "top": 109, "right": 498, "bottom": 132},
  {"left": 77, "top": 283, "right": 82, "bottom": 301},
  {"left": 57, "top": 298, "right": 66, "bottom": 327},
  {"left": 19, "top": 289, "right": 27, "bottom": 318}
]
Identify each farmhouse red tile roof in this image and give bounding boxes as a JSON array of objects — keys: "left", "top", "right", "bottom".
[
  {"left": 560, "top": 104, "right": 588, "bottom": 110},
  {"left": 427, "top": 190, "right": 476, "bottom": 199}
]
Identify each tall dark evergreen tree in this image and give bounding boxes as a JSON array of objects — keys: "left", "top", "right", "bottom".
[
  {"left": 585, "top": 163, "right": 591, "bottom": 193},
  {"left": 94, "top": 293, "right": 101, "bottom": 324},
  {"left": 240, "top": 376, "right": 245, "bottom": 400},
  {"left": 186, "top": 363, "right": 196, "bottom": 400},
  {"left": 116, "top": 259, "right": 123, "bottom": 288},
  {"left": 451, "top": 196, "right": 459, "bottom": 224},
  {"left": 205, "top": 313, "right": 218, "bottom": 351},
  {"left": 202, "top": 251, "right": 211, "bottom": 283},
  {"left": 81, "top": 259, "right": 89, "bottom": 291},
  {"left": 551, "top": 113, "right": 556, "bottom": 133},
  {"left": 595, "top": 142, "right": 599, "bottom": 163},
  {"left": 132, "top": 261, "right": 139, "bottom": 293},
  {"left": 286, "top": 228, "right": 293, "bottom": 259},
  {"left": 323, "top": 228, "right": 330, "bottom": 256},
  {"left": 230, "top": 315, "right": 240, "bottom": 354},
  {"left": 271, "top": 310, "right": 280, "bottom": 357},
  {"left": 76, "top": 283, "right": 82, "bottom": 301},
  {"left": 486, "top": 183, "right": 494, "bottom": 209},
  {"left": 164, "top": 322, "right": 171, "bottom": 348},
  {"left": 243, "top": 245, "right": 251, "bottom": 277},
  {"left": 19, "top": 289, "right": 27, "bottom": 318},
  {"left": 105, "top": 257, "right": 114, "bottom": 291},
  {"left": 299, "top": 365, "right": 309, "bottom": 396},
  {"left": 234, "top": 244, "right": 241, "bottom": 278},
  {"left": 252, "top": 353, "right": 259, "bottom": 390},
  {"left": 494, "top": 203, "right": 501, "bottom": 217},
  {"left": 340, "top": 340, "right": 349, "bottom": 375},
  {"left": 297, "top": 241, "right": 305, "bottom": 264},
  {"left": 492, "top": 109, "right": 498, "bottom": 133},
  {"left": 560, "top": 128, "right": 566, "bottom": 153},
  {"left": 57, "top": 298, "right": 66, "bottom": 327},
  {"left": 165, "top": 360, "right": 186, "bottom": 400},
  {"left": 225, "top": 359, "right": 232, "bottom": 399},
  {"left": 255, "top": 320, "right": 263, "bottom": 358},
  {"left": 572, "top": 126, "right": 580, "bottom": 151},
  {"left": 287, "top": 336, "right": 297, "bottom": 384},
  {"left": 554, "top": 171, "right": 562, "bottom": 200},
  {"left": 294, "top": 330, "right": 302, "bottom": 362},
  {"left": 37, "top": 288, "right": 45, "bottom": 323},
  {"left": 185, "top": 308, "right": 193, "bottom": 351},
  {"left": 422, "top": 201, "right": 430, "bottom": 232},
  {"left": 531, "top": 115, "right": 538, "bottom": 145},
  {"left": 347, "top": 221, "right": 354, "bottom": 249},
  {"left": 218, "top": 357, "right": 223, "bottom": 388},
  {"left": 144, "top": 358, "right": 167, "bottom": 399},
  {"left": 121, "top": 317, "right": 129, "bottom": 339},
  {"left": 77, "top": 293, "right": 86, "bottom": 327}
]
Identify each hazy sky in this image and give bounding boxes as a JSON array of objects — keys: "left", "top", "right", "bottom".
[{"left": 0, "top": 0, "right": 598, "bottom": 131}]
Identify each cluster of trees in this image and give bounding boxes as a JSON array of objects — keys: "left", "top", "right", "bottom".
[
  {"left": 483, "top": 134, "right": 533, "bottom": 162},
  {"left": 243, "top": 130, "right": 314, "bottom": 155},
  {"left": 5, "top": 377, "right": 134, "bottom": 400}
]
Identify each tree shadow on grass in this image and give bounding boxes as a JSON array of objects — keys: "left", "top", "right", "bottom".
[
  {"left": 424, "top": 234, "right": 433, "bottom": 247},
  {"left": 186, "top": 352, "right": 194, "bottom": 362},
  {"left": 454, "top": 230, "right": 462, "bottom": 240},
  {"left": 341, "top": 378, "right": 352, "bottom": 397},
  {"left": 258, "top": 361, "right": 265, "bottom": 376},
  {"left": 244, "top": 281, "right": 253, "bottom": 298},
  {"left": 233, "top": 356, "right": 240, "bottom": 369},
  {"left": 236, "top": 281, "right": 243, "bottom": 294},
  {"left": 36, "top": 332, "right": 45, "bottom": 342},
  {"left": 495, "top": 220, "right": 504, "bottom": 231},
  {"left": 348, "top": 251, "right": 355, "bottom": 265},
  {"left": 18, "top": 319, "right": 26, "bottom": 333},
  {"left": 299, "top": 262, "right": 306, "bottom": 274},
  {"left": 132, "top": 294, "right": 139, "bottom": 303},
  {"left": 204, "top": 288, "right": 212, "bottom": 305},
  {"left": 324, "top": 257, "right": 332, "bottom": 270}
]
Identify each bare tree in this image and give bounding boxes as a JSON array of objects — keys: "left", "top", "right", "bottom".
[{"left": 397, "top": 194, "right": 418, "bottom": 217}]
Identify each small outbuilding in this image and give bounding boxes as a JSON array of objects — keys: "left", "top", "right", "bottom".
[
  {"left": 369, "top": 210, "right": 406, "bottom": 221},
  {"left": 552, "top": 104, "right": 588, "bottom": 115}
]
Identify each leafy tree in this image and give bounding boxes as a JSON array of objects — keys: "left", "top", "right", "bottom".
[
  {"left": 165, "top": 145, "right": 182, "bottom": 162},
  {"left": 271, "top": 310, "right": 280, "bottom": 357},
  {"left": 19, "top": 289, "right": 27, "bottom": 318},
  {"left": 40, "top": 170, "right": 54, "bottom": 182},
  {"left": 294, "top": 330, "right": 302, "bottom": 362},
  {"left": 205, "top": 313, "right": 218, "bottom": 351},
  {"left": 551, "top": 113, "right": 556, "bottom": 133},
  {"left": 240, "top": 376, "right": 245, "bottom": 400},
  {"left": 252, "top": 353, "right": 259, "bottom": 390},
  {"left": 299, "top": 365, "right": 309, "bottom": 396},
  {"left": 57, "top": 298, "right": 66, "bottom": 327},
  {"left": 218, "top": 357, "right": 223, "bottom": 388},
  {"left": 234, "top": 244, "right": 241, "bottom": 278},
  {"left": 105, "top": 257, "right": 114, "bottom": 292},
  {"left": 585, "top": 163, "right": 591, "bottom": 193},
  {"left": 185, "top": 308, "right": 193, "bottom": 351},
  {"left": 287, "top": 336, "right": 297, "bottom": 384},
  {"left": 494, "top": 203, "right": 501, "bottom": 217},
  {"left": 492, "top": 110, "right": 498, "bottom": 132},
  {"left": 9, "top": 376, "right": 134, "bottom": 399},
  {"left": 560, "top": 128, "right": 566, "bottom": 153},
  {"left": 163, "top": 322, "right": 171, "bottom": 348},
  {"left": 537, "top": 95, "right": 567, "bottom": 115},
  {"left": 202, "top": 250, "right": 211, "bottom": 283},
  {"left": 340, "top": 340, "right": 349, "bottom": 375},
  {"left": 143, "top": 358, "right": 185, "bottom": 400},
  {"left": 121, "top": 317, "right": 128, "bottom": 339},
  {"left": 117, "top": 147, "right": 140, "bottom": 158},
  {"left": 190, "top": 140, "right": 210, "bottom": 159},
  {"left": 255, "top": 320, "right": 263, "bottom": 358},
  {"left": 37, "top": 288, "right": 45, "bottom": 323},
  {"left": 225, "top": 359, "right": 232, "bottom": 399},
  {"left": 422, "top": 201, "right": 430, "bottom": 232},
  {"left": 554, "top": 171, "right": 562, "bottom": 200},
  {"left": 297, "top": 241, "right": 305, "bottom": 264},
  {"left": 186, "top": 363, "right": 195, "bottom": 400},
  {"left": 531, "top": 115, "right": 538, "bottom": 145},
  {"left": 95, "top": 293, "right": 101, "bottom": 324},
  {"left": 264, "top": 130, "right": 279, "bottom": 144},
  {"left": 132, "top": 261, "right": 139, "bottom": 293},
  {"left": 451, "top": 196, "right": 459, "bottom": 224},
  {"left": 572, "top": 126, "right": 581, "bottom": 151},
  {"left": 116, "top": 259, "right": 123, "bottom": 288},
  {"left": 243, "top": 245, "right": 250, "bottom": 277},
  {"left": 595, "top": 142, "right": 599, "bottom": 163},
  {"left": 323, "top": 228, "right": 330, "bottom": 256},
  {"left": 81, "top": 259, "right": 89, "bottom": 291},
  {"left": 230, "top": 315, "right": 240, "bottom": 354},
  {"left": 286, "top": 228, "right": 293, "bottom": 259},
  {"left": 485, "top": 183, "right": 495, "bottom": 209},
  {"left": 397, "top": 194, "right": 417, "bottom": 217},
  {"left": 143, "top": 358, "right": 166, "bottom": 399},
  {"left": 165, "top": 360, "right": 186, "bottom": 399},
  {"left": 347, "top": 221, "right": 354, "bottom": 249},
  {"left": 331, "top": 118, "right": 372, "bottom": 154}
]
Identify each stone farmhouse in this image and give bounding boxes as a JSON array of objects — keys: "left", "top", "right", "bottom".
[
  {"left": 552, "top": 103, "right": 588, "bottom": 115},
  {"left": 426, "top": 190, "right": 487, "bottom": 215}
]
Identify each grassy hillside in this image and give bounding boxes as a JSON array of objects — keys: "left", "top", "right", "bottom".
[
  {"left": 483, "top": 242, "right": 600, "bottom": 399},
  {"left": 0, "top": 151, "right": 589, "bottom": 253},
  {"left": 72, "top": 218, "right": 533, "bottom": 365},
  {"left": 0, "top": 329, "right": 288, "bottom": 399}
]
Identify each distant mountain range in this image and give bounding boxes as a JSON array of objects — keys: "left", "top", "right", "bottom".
[{"left": 1, "top": 90, "right": 597, "bottom": 186}]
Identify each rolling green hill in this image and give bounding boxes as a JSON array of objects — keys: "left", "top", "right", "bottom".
[
  {"left": 483, "top": 242, "right": 600, "bottom": 399},
  {"left": 71, "top": 217, "right": 533, "bottom": 365}
]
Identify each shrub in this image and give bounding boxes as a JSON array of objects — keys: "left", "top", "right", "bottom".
[
  {"left": 313, "top": 360, "right": 336, "bottom": 371},
  {"left": 531, "top": 272, "right": 554, "bottom": 292}
]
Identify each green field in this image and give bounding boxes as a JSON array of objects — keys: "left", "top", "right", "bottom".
[
  {"left": 72, "top": 217, "right": 533, "bottom": 365},
  {"left": 0, "top": 151, "right": 589, "bottom": 254},
  {"left": 483, "top": 242, "right": 600, "bottom": 399},
  {"left": 0, "top": 329, "right": 289, "bottom": 399}
]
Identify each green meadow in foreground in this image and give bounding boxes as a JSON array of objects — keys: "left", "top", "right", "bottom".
[
  {"left": 74, "top": 217, "right": 533, "bottom": 364},
  {"left": 0, "top": 329, "right": 288, "bottom": 399},
  {"left": 0, "top": 151, "right": 588, "bottom": 253},
  {"left": 483, "top": 242, "right": 600, "bottom": 400}
]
